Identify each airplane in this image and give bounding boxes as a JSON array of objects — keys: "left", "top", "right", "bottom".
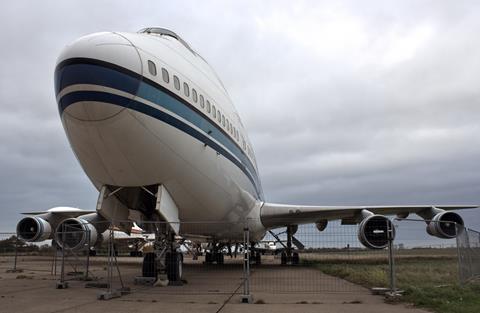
[{"left": 16, "top": 27, "right": 478, "bottom": 283}]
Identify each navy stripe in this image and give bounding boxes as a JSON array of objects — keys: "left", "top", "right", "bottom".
[
  {"left": 59, "top": 90, "right": 263, "bottom": 200},
  {"left": 55, "top": 59, "right": 263, "bottom": 199}
]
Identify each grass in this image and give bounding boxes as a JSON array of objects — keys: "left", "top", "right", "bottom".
[{"left": 307, "top": 257, "right": 480, "bottom": 313}]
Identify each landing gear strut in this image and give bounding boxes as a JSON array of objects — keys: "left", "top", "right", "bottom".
[{"left": 280, "top": 225, "right": 299, "bottom": 265}]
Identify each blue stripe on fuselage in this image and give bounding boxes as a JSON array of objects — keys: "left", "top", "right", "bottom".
[{"left": 55, "top": 60, "right": 263, "bottom": 200}]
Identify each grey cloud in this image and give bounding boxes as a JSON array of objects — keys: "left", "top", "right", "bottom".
[{"left": 0, "top": 1, "right": 479, "bottom": 232}]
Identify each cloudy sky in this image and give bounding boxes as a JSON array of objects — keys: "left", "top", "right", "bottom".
[{"left": 0, "top": 1, "right": 479, "bottom": 237}]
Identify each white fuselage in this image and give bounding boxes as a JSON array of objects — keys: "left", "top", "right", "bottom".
[{"left": 55, "top": 30, "right": 265, "bottom": 241}]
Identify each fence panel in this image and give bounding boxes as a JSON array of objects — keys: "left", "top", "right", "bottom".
[
  {"left": 390, "top": 219, "right": 460, "bottom": 294},
  {"left": 249, "top": 219, "right": 390, "bottom": 293},
  {"left": 457, "top": 227, "right": 480, "bottom": 284},
  {"left": 2, "top": 218, "right": 479, "bottom": 299}
]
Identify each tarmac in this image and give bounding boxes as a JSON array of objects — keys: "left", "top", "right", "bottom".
[{"left": 0, "top": 255, "right": 430, "bottom": 313}]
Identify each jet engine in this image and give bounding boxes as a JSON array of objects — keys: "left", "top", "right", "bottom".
[
  {"left": 426, "top": 211, "right": 464, "bottom": 239},
  {"left": 358, "top": 214, "right": 395, "bottom": 249},
  {"left": 16, "top": 216, "right": 52, "bottom": 242},
  {"left": 55, "top": 213, "right": 107, "bottom": 250}
]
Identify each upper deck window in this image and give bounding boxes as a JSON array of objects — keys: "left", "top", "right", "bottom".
[
  {"left": 199, "top": 95, "right": 205, "bottom": 108},
  {"left": 183, "top": 82, "right": 190, "bottom": 97},
  {"left": 161, "top": 68, "right": 169, "bottom": 83},
  {"left": 192, "top": 89, "right": 198, "bottom": 103},
  {"left": 206, "top": 100, "right": 211, "bottom": 113},
  {"left": 173, "top": 75, "right": 180, "bottom": 90},
  {"left": 148, "top": 60, "right": 157, "bottom": 76}
]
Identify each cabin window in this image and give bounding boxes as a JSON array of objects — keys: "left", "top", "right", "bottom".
[
  {"left": 192, "top": 89, "right": 198, "bottom": 103},
  {"left": 173, "top": 75, "right": 180, "bottom": 90},
  {"left": 222, "top": 114, "right": 225, "bottom": 126},
  {"left": 206, "top": 100, "right": 211, "bottom": 113},
  {"left": 183, "top": 82, "right": 190, "bottom": 97},
  {"left": 148, "top": 60, "right": 157, "bottom": 76},
  {"left": 200, "top": 95, "right": 205, "bottom": 108},
  {"left": 227, "top": 120, "right": 230, "bottom": 132},
  {"left": 212, "top": 105, "right": 216, "bottom": 118},
  {"left": 161, "top": 68, "right": 169, "bottom": 83},
  {"left": 217, "top": 110, "right": 221, "bottom": 123}
]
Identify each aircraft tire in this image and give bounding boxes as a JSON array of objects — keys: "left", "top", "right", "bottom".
[
  {"left": 281, "top": 252, "right": 287, "bottom": 265},
  {"left": 255, "top": 252, "right": 261, "bottom": 265},
  {"left": 166, "top": 252, "right": 183, "bottom": 281},
  {"left": 292, "top": 252, "right": 300, "bottom": 265},
  {"left": 215, "top": 252, "right": 224, "bottom": 265},
  {"left": 142, "top": 252, "right": 157, "bottom": 277},
  {"left": 205, "top": 252, "right": 213, "bottom": 264}
]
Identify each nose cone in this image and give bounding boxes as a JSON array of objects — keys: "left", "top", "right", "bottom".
[{"left": 55, "top": 32, "right": 142, "bottom": 121}]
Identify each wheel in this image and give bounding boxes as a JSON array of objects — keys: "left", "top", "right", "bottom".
[
  {"left": 215, "top": 252, "right": 225, "bottom": 264},
  {"left": 292, "top": 252, "right": 300, "bottom": 265},
  {"left": 281, "top": 252, "right": 287, "bottom": 265},
  {"left": 89, "top": 249, "right": 97, "bottom": 256},
  {"left": 130, "top": 251, "right": 142, "bottom": 257},
  {"left": 166, "top": 252, "right": 183, "bottom": 281},
  {"left": 205, "top": 252, "right": 213, "bottom": 264},
  {"left": 255, "top": 252, "right": 261, "bottom": 265},
  {"left": 142, "top": 252, "right": 157, "bottom": 277}
]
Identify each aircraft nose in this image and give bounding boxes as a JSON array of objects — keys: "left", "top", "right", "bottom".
[{"left": 55, "top": 32, "right": 142, "bottom": 121}]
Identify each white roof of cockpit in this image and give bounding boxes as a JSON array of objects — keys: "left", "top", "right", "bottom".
[{"left": 138, "top": 27, "right": 229, "bottom": 95}]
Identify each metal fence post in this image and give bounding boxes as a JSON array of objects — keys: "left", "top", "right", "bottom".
[
  {"left": 456, "top": 223, "right": 464, "bottom": 286},
  {"left": 85, "top": 228, "right": 90, "bottom": 281},
  {"left": 6, "top": 236, "right": 22, "bottom": 273},
  {"left": 386, "top": 220, "right": 401, "bottom": 297},
  {"left": 241, "top": 222, "right": 253, "bottom": 303},
  {"left": 13, "top": 236, "right": 18, "bottom": 271},
  {"left": 56, "top": 223, "right": 68, "bottom": 289}
]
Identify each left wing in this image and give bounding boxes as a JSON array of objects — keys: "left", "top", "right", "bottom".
[{"left": 260, "top": 203, "right": 478, "bottom": 228}]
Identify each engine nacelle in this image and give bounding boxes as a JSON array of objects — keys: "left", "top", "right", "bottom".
[
  {"left": 426, "top": 211, "right": 464, "bottom": 239},
  {"left": 315, "top": 220, "right": 328, "bottom": 232},
  {"left": 16, "top": 217, "right": 52, "bottom": 242},
  {"left": 55, "top": 218, "right": 101, "bottom": 250},
  {"left": 358, "top": 215, "right": 395, "bottom": 249}
]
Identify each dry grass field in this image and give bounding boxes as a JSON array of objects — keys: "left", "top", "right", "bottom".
[{"left": 302, "top": 251, "right": 480, "bottom": 313}]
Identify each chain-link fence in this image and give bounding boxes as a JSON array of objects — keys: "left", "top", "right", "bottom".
[{"left": 2, "top": 218, "right": 479, "bottom": 300}]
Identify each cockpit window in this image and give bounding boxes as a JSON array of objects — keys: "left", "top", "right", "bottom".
[{"left": 139, "top": 27, "right": 196, "bottom": 55}]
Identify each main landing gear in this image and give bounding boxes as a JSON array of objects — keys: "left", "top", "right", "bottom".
[
  {"left": 279, "top": 225, "right": 300, "bottom": 265},
  {"left": 205, "top": 243, "right": 225, "bottom": 264},
  {"left": 141, "top": 229, "right": 183, "bottom": 284}
]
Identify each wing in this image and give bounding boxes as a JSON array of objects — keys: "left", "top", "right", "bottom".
[
  {"left": 21, "top": 207, "right": 96, "bottom": 218},
  {"left": 260, "top": 203, "right": 479, "bottom": 228}
]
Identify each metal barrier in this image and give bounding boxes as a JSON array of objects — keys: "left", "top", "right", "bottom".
[
  {"left": 457, "top": 226, "right": 480, "bottom": 284},
  {"left": 2, "top": 218, "right": 479, "bottom": 301}
]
